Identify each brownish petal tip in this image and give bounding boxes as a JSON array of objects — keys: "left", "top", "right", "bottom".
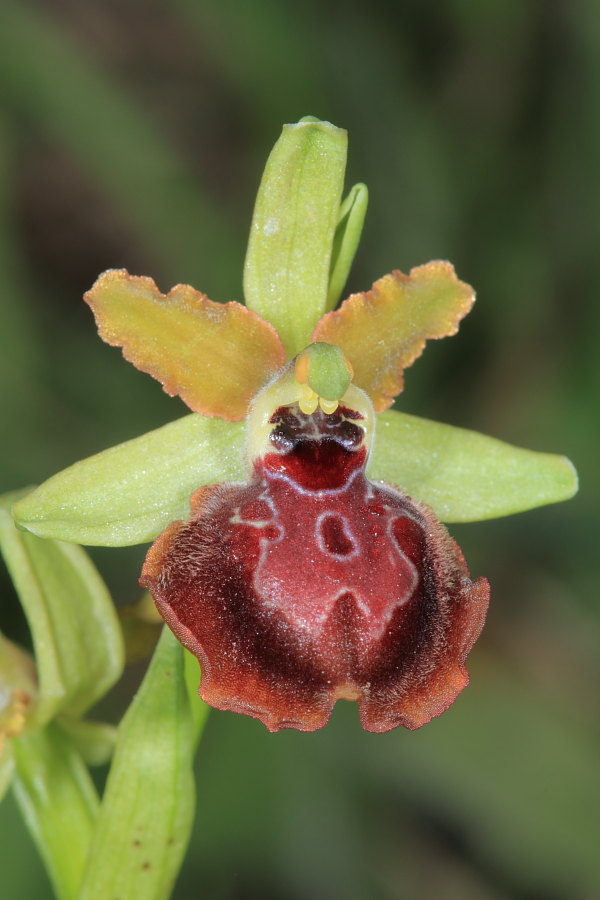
[
  {"left": 85, "top": 269, "right": 286, "bottom": 419},
  {"left": 313, "top": 261, "right": 475, "bottom": 411}
]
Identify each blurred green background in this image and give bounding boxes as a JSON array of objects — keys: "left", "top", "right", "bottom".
[{"left": 0, "top": 1, "right": 598, "bottom": 898}]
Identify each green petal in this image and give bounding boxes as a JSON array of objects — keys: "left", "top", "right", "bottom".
[
  {"left": 243, "top": 117, "right": 347, "bottom": 356},
  {"left": 12, "top": 414, "right": 245, "bottom": 546},
  {"left": 0, "top": 491, "right": 125, "bottom": 727},
  {"left": 367, "top": 410, "right": 578, "bottom": 522},
  {"left": 78, "top": 628, "right": 208, "bottom": 900},
  {"left": 326, "top": 182, "right": 368, "bottom": 311},
  {"left": 12, "top": 723, "right": 99, "bottom": 900}
]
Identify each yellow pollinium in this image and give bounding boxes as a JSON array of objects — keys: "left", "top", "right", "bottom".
[{"left": 297, "top": 383, "right": 340, "bottom": 416}]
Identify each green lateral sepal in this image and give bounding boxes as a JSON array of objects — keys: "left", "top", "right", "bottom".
[
  {"left": 12, "top": 415, "right": 245, "bottom": 546},
  {"left": 0, "top": 490, "right": 124, "bottom": 726},
  {"left": 367, "top": 409, "right": 578, "bottom": 521}
]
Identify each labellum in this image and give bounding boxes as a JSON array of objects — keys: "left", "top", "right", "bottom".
[{"left": 141, "top": 345, "right": 489, "bottom": 733}]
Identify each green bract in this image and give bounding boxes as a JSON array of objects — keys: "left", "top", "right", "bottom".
[
  {"left": 0, "top": 491, "right": 124, "bottom": 724},
  {"left": 12, "top": 724, "right": 99, "bottom": 900},
  {"left": 58, "top": 718, "right": 117, "bottom": 767},
  {"left": 77, "top": 628, "right": 207, "bottom": 900},
  {"left": 0, "top": 491, "right": 127, "bottom": 900}
]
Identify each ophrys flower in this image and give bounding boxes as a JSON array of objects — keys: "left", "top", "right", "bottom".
[{"left": 12, "top": 118, "right": 577, "bottom": 733}]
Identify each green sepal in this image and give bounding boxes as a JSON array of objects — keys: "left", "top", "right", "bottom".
[
  {"left": 367, "top": 409, "right": 578, "bottom": 521},
  {"left": 326, "top": 182, "right": 368, "bottom": 311},
  {"left": 78, "top": 627, "right": 209, "bottom": 900},
  {"left": 12, "top": 722, "right": 99, "bottom": 900},
  {"left": 12, "top": 414, "right": 245, "bottom": 546},
  {"left": 0, "top": 491, "right": 124, "bottom": 727},
  {"left": 243, "top": 117, "right": 347, "bottom": 356},
  {"left": 120, "top": 593, "right": 163, "bottom": 665}
]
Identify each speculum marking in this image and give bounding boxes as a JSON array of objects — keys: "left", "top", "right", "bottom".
[{"left": 317, "top": 512, "right": 356, "bottom": 557}]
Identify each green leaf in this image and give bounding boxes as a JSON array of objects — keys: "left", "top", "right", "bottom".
[
  {"left": 12, "top": 414, "right": 245, "bottom": 546},
  {"left": 243, "top": 117, "right": 348, "bottom": 356},
  {"left": 326, "top": 183, "right": 368, "bottom": 311},
  {"left": 183, "top": 647, "right": 207, "bottom": 743},
  {"left": 0, "top": 492, "right": 124, "bottom": 726},
  {"left": 78, "top": 628, "right": 209, "bottom": 900},
  {"left": 12, "top": 723, "right": 99, "bottom": 900},
  {"left": 367, "top": 409, "right": 578, "bottom": 521}
]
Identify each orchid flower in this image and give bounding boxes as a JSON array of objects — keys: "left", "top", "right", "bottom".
[{"left": 12, "top": 118, "right": 577, "bottom": 733}]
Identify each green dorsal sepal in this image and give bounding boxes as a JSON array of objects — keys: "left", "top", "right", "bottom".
[{"left": 243, "top": 118, "right": 348, "bottom": 356}]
